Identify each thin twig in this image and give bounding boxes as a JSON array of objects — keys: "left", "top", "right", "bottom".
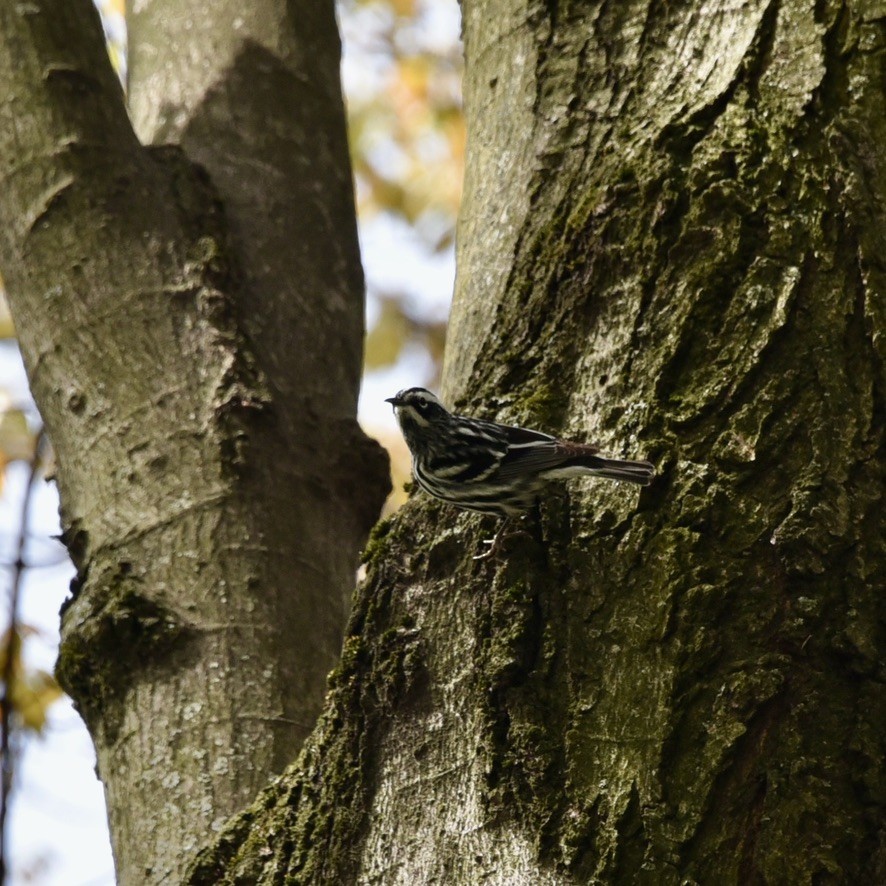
[{"left": 0, "top": 429, "right": 46, "bottom": 885}]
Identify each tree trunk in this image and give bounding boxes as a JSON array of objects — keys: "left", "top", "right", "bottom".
[
  {"left": 188, "top": 0, "right": 885, "bottom": 883},
  {"left": 0, "top": 1, "right": 388, "bottom": 883}
]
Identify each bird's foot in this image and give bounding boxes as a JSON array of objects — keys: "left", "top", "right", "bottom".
[
  {"left": 473, "top": 518, "right": 510, "bottom": 560},
  {"left": 473, "top": 537, "right": 502, "bottom": 560},
  {"left": 473, "top": 518, "right": 531, "bottom": 560}
]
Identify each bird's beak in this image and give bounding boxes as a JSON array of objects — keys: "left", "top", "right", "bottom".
[{"left": 385, "top": 395, "right": 404, "bottom": 407}]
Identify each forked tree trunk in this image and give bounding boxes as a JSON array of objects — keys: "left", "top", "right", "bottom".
[
  {"left": 189, "top": 0, "right": 885, "bottom": 883},
  {"left": 0, "top": 1, "right": 388, "bottom": 883},
  {"left": 1, "top": 0, "right": 883, "bottom": 882}
]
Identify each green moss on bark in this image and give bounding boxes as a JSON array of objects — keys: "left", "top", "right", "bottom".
[
  {"left": 56, "top": 562, "right": 192, "bottom": 740},
  {"left": 186, "top": 515, "right": 430, "bottom": 884}
]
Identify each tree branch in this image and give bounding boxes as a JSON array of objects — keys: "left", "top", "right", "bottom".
[{"left": 0, "top": 0, "right": 140, "bottom": 253}]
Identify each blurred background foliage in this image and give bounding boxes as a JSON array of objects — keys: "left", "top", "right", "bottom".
[
  {"left": 340, "top": 0, "right": 462, "bottom": 511},
  {"left": 0, "top": 0, "right": 462, "bottom": 879},
  {"left": 343, "top": 0, "right": 464, "bottom": 249}
]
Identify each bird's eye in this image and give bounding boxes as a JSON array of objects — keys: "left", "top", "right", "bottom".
[{"left": 416, "top": 399, "right": 428, "bottom": 411}]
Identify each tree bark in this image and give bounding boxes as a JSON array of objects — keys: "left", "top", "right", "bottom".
[
  {"left": 188, "top": 0, "right": 885, "bottom": 883},
  {"left": 0, "top": 1, "right": 388, "bottom": 883}
]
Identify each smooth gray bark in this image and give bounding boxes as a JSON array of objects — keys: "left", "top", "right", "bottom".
[{"left": 0, "top": 1, "right": 388, "bottom": 882}]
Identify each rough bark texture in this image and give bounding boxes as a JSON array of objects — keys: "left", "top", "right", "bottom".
[
  {"left": 0, "top": 1, "right": 388, "bottom": 883},
  {"left": 188, "top": 0, "right": 884, "bottom": 883}
]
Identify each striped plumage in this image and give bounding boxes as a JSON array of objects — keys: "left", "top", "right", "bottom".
[{"left": 386, "top": 388, "right": 654, "bottom": 519}]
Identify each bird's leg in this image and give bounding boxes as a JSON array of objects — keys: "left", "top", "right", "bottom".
[
  {"left": 473, "top": 517, "right": 512, "bottom": 560},
  {"left": 473, "top": 515, "right": 535, "bottom": 560}
]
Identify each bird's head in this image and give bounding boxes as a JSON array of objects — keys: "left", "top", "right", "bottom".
[{"left": 385, "top": 388, "right": 450, "bottom": 438}]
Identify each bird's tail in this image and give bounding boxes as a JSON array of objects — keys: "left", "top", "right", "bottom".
[
  {"left": 562, "top": 452, "right": 655, "bottom": 485},
  {"left": 589, "top": 456, "right": 655, "bottom": 485}
]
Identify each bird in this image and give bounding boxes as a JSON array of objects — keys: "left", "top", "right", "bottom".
[{"left": 386, "top": 387, "right": 654, "bottom": 557}]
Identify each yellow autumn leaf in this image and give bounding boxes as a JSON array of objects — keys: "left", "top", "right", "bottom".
[
  {"left": 388, "top": 0, "right": 416, "bottom": 16},
  {"left": 14, "top": 670, "right": 64, "bottom": 734},
  {"left": 365, "top": 298, "right": 410, "bottom": 370},
  {"left": 0, "top": 404, "right": 37, "bottom": 462},
  {"left": 0, "top": 284, "right": 14, "bottom": 339},
  {"left": 396, "top": 56, "right": 431, "bottom": 104},
  {"left": 2, "top": 627, "right": 64, "bottom": 734}
]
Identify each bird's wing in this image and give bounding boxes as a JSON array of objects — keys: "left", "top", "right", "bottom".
[
  {"left": 499, "top": 424, "right": 558, "bottom": 445},
  {"left": 497, "top": 425, "right": 601, "bottom": 479},
  {"left": 424, "top": 418, "right": 509, "bottom": 482}
]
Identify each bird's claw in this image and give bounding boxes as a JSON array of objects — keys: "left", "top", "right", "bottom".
[
  {"left": 472, "top": 519, "right": 513, "bottom": 560},
  {"left": 472, "top": 537, "right": 499, "bottom": 560},
  {"left": 472, "top": 517, "right": 536, "bottom": 560}
]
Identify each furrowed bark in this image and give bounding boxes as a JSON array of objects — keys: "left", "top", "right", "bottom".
[
  {"left": 188, "top": 0, "right": 884, "bottom": 882},
  {"left": 0, "top": 1, "right": 388, "bottom": 882}
]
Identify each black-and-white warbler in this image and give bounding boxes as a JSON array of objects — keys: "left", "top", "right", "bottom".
[{"left": 387, "top": 388, "right": 654, "bottom": 554}]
